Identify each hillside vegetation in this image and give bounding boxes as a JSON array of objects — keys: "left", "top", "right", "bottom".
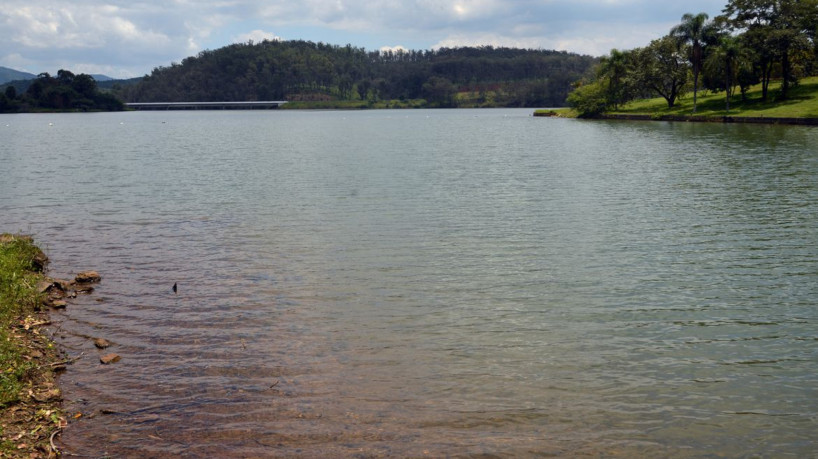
[
  {"left": 565, "top": 0, "right": 818, "bottom": 119},
  {"left": 613, "top": 75, "right": 818, "bottom": 118},
  {"left": 0, "top": 70, "right": 124, "bottom": 112},
  {"left": 541, "top": 75, "right": 818, "bottom": 120},
  {"left": 119, "top": 40, "right": 596, "bottom": 108}
]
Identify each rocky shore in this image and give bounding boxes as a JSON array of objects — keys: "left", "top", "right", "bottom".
[{"left": 0, "top": 234, "right": 110, "bottom": 457}]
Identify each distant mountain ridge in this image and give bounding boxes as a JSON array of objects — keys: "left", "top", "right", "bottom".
[
  {"left": 0, "top": 66, "right": 114, "bottom": 84},
  {"left": 0, "top": 66, "right": 36, "bottom": 84}
]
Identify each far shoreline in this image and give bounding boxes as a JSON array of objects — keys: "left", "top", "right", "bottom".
[
  {"left": 536, "top": 76, "right": 818, "bottom": 126},
  {"left": 534, "top": 110, "right": 818, "bottom": 126}
]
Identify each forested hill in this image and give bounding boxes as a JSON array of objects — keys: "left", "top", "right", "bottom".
[{"left": 120, "top": 40, "right": 597, "bottom": 107}]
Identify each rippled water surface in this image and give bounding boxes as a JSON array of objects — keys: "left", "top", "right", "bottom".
[{"left": 2, "top": 110, "right": 817, "bottom": 457}]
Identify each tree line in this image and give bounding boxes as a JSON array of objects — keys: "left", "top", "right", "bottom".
[
  {"left": 0, "top": 70, "right": 124, "bottom": 112},
  {"left": 568, "top": 0, "right": 818, "bottom": 116},
  {"left": 118, "top": 41, "right": 597, "bottom": 107}
]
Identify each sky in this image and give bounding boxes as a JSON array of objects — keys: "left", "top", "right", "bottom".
[{"left": 1, "top": 0, "right": 729, "bottom": 79}]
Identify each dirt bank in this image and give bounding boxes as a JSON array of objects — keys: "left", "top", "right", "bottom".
[{"left": 0, "top": 234, "right": 101, "bottom": 458}]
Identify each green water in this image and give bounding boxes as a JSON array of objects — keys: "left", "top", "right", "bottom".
[{"left": 1, "top": 110, "right": 816, "bottom": 456}]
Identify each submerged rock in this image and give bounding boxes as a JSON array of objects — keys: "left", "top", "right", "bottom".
[
  {"left": 100, "top": 353, "right": 121, "bottom": 364},
  {"left": 93, "top": 338, "right": 111, "bottom": 349},
  {"left": 74, "top": 284, "right": 95, "bottom": 294},
  {"left": 37, "top": 279, "right": 64, "bottom": 295},
  {"left": 39, "top": 278, "right": 80, "bottom": 308},
  {"left": 75, "top": 271, "right": 101, "bottom": 284},
  {"left": 52, "top": 279, "right": 74, "bottom": 290}
]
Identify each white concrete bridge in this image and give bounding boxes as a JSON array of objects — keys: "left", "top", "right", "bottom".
[{"left": 126, "top": 101, "right": 288, "bottom": 110}]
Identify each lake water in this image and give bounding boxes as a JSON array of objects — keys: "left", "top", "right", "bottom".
[{"left": 1, "top": 109, "right": 817, "bottom": 457}]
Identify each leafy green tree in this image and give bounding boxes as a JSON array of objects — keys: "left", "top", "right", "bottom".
[
  {"left": 705, "top": 35, "right": 751, "bottom": 111},
  {"left": 338, "top": 76, "right": 353, "bottom": 99},
  {"left": 422, "top": 76, "right": 456, "bottom": 107},
  {"left": 634, "top": 37, "right": 690, "bottom": 108},
  {"left": 566, "top": 80, "right": 608, "bottom": 117},
  {"left": 356, "top": 79, "right": 371, "bottom": 101},
  {"left": 737, "top": 26, "right": 778, "bottom": 99},
  {"left": 71, "top": 73, "right": 97, "bottom": 98},
  {"left": 4, "top": 85, "right": 16, "bottom": 100},
  {"left": 733, "top": 33, "right": 763, "bottom": 100},
  {"left": 26, "top": 74, "right": 49, "bottom": 99},
  {"left": 56, "top": 69, "right": 75, "bottom": 85},
  {"left": 597, "top": 49, "right": 636, "bottom": 109},
  {"left": 13, "top": 70, "right": 122, "bottom": 112},
  {"left": 671, "top": 12, "right": 721, "bottom": 112},
  {"left": 720, "top": 0, "right": 818, "bottom": 99},
  {"left": 92, "top": 92, "right": 125, "bottom": 111}
]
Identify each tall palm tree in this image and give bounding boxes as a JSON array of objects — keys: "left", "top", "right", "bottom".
[
  {"left": 705, "top": 35, "right": 750, "bottom": 113},
  {"left": 671, "top": 13, "right": 719, "bottom": 113}
]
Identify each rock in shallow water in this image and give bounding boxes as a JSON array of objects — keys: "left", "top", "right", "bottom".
[
  {"left": 75, "top": 271, "right": 101, "bottom": 284},
  {"left": 37, "top": 279, "right": 60, "bottom": 294},
  {"left": 100, "top": 354, "right": 121, "bottom": 364}
]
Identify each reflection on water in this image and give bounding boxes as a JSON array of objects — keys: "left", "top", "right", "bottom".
[{"left": 1, "top": 110, "right": 817, "bottom": 456}]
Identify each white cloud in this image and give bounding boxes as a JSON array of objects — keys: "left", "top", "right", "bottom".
[
  {"left": 0, "top": 0, "right": 728, "bottom": 77},
  {"left": 234, "top": 30, "right": 282, "bottom": 44},
  {"left": 432, "top": 33, "right": 545, "bottom": 51},
  {"left": 0, "top": 1, "right": 196, "bottom": 76},
  {"left": 0, "top": 53, "right": 36, "bottom": 74},
  {"left": 448, "top": 0, "right": 503, "bottom": 21},
  {"left": 547, "top": 22, "right": 674, "bottom": 56},
  {"left": 3, "top": 4, "right": 174, "bottom": 50},
  {"left": 380, "top": 45, "right": 408, "bottom": 54}
]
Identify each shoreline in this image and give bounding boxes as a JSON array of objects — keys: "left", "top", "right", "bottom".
[
  {"left": 533, "top": 110, "right": 818, "bottom": 125},
  {"left": 0, "top": 234, "right": 101, "bottom": 458},
  {"left": 0, "top": 234, "right": 63, "bottom": 457},
  {"left": 598, "top": 113, "right": 818, "bottom": 126}
]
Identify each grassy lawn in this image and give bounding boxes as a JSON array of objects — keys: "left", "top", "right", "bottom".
[
  {"left": 536, "top": 76, "right": 818, "bottom": 119},
  {"left": 0, "top": 235, "right": 45, "bottom": 404},
  {"left": 613, "top": 76, "right": 818, "bottom": 118}
]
